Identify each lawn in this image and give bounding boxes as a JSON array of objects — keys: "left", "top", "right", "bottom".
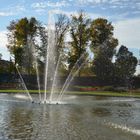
[{"left": 0, "top": 89, "right": 140, "bottom": 98}]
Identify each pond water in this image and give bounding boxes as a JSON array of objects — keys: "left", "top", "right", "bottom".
[{"left": 0, "top": 93, "right": 140, "bottom": 140}]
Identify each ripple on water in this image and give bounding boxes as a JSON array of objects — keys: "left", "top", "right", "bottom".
[{"left": 0, "top": 95, "right": 140, "bottom": 140}]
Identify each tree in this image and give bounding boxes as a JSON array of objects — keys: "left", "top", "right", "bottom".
[
  {"left": 7, "top": 20, "right": 18, "bottom": 68},
  {"left": 0, "top": 53, "right": 2, "bottom": 60},
  {"left": 55, "top": 14, "right": 69, "bottom": 55},
  {"left": 16, "top": 17, "right": 38, "bottom": 74},
  {"left": 7, "top": 17, "right": 42, "bottom": 74},
  {"left": 35, "top": 23, "right": 48, "bottom": 74},
  {"left": 55, "top": 14, "right": 70, "bottom": 73},
  {"left": 93, "top": 54, "right": 115, "bottom": 84},
  {"left": 90, "top": 18, "right": 118, "bottom": 83},
  {"left": 115, "top": 45, "right": 138, "bottom": 87},
  {"left": 37, "top": 23, "right": 47, "bottom": 63},
  {"left": 68, "top": 11, "right": 90, "bottom": 77}
]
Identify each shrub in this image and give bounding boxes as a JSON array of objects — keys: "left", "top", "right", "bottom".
[{"left": 101, "top": 86, "right": 115, "bottom": 91}]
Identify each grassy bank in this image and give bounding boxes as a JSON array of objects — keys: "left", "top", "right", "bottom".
[
  {"left": 67, "top": 91, "right": 140, "bottom": 98},
  {"left": 0, "top": 89, "right": 46, "bottom": 93},
  {"left": 0, "top": 90, "right": 140, "bottom": 98}
]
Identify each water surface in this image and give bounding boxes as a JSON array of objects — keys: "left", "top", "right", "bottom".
[{"left": 0, "top": 93, "right": 140, "bottom": 140}]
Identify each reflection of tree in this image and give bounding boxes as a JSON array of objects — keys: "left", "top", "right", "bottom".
[
  {"left": 115, "top": 45, "right": 137, "bottom": 87},
  {"left": 95, "top": 96, "right": 108, "bottom": 100},
  {"left": 0, "top": 53, "right": 2, "bottom": 60},
  {"left": 68, "top": 11, "right": 90, "bottom": 77},
  {"left": 117, "top": 107, "right": 133, "bottom": 122},
  {"left": 92, "top": 108, "right": 111, "bottom": 117},
  {"left": 7, "top": 108, "right": 33, "bottom": 139},
  {"left": 117, "top": 102, "right": 132, "bottom": 107}
]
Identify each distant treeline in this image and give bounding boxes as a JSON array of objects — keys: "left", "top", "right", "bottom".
[
  {"left": 0, "top": 74, "right": 140, "bottom": 89},
  {"left": 0, "top": 10, "right": 138, "bottom": 88}
]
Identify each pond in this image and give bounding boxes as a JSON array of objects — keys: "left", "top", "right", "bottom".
[{"left": 0, "top": 93, "right": 140, "bottom": 140}]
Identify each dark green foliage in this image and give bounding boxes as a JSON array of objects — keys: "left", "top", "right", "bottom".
[
  {"left": 36, "top": 24, "right": 47, "bottom": 63},
  {"left": 7, "top": 17, "right": 46, "bottom": 74},
  {"left": 68, "top": 11, "right": 90, "bottom": 76},
  {"left": 90, "top": 18, "right": 118, "bottom": 83},
  {"left": 93, "top": 55, "right": 114, "bottom": 83},
  {"left": 0, "top": 53, "right": 2, "bottom": 60},
  {"left": 5, "top": 12, "right": 138, "bottom": 84},
  {"left": 115, "top": 45, "right": 138, "bottom": 86},
  {"left": 55, "top": 14, "right": 70, "bottom": 73}
]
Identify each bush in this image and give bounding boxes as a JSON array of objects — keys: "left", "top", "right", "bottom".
[
  {"left": 113, "top": 87, "right": 128, "bottom": 92},
  {"left": 101, "top": 86, "right": 115, "bottom": 91}
]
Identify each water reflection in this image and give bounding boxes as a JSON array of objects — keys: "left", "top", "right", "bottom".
[
  {"left": 92, "top": 107, "right": 111, "bottom": 117},
  {"left": 0, "top": 95, "right": 140, "bottom": 140},
  {"left": 95, "top": 96, "right": 108, "bottom": 100},
  {"left": 117, "top": 102, "right": 132, "bottom": 107},
  {"left": 117, "top": 109, "right": 133, "bottom": 121},
  {"left": 7, "top": 107, "right": 34, "bottom": 139}
]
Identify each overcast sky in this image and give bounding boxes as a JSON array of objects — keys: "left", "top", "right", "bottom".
[{"left": 0, "top": 0, "right": 140, "bottom": 74}]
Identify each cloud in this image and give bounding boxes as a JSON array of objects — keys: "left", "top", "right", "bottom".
[
  {"left": 113, "top": 18, "right": 140, "bottom": 49},
  {"left": 31, "top": 1, "right": 69, "bottom": 14},
  {"left": 77, "top": 0, "right": 112, "bottom": 5},
  {"left": 76, "top": 0, "right": 116, "bottom": 5},
  {"left": 30, "top": 0, "right": 140, "bottom": 12},
  {"left": 31, "top": 1, "right": 69, "bottom": 12},
  {"left": 31, "top": 2, "right": 47, "bottom": 9},
  {"left": 78, "top": 0, "right": 101, "bottom": 4},
  {"left": 0, "top": 31, "right": 10, "bottom": 60},
  {"left": 30, "top": 0, "right": 140, "bottom": 21},
  {"left": 0, "top": 12, "right": 13, "bottom": 16},
  {"left": 76, "top": 0, "right": 140, "bottom": 11},
  {"left": 47, "top": 9, "right": 104, "bottom": 19},
  {"left": 88, "top": 12, "right": 107, "bottom": 19},
  {"left": 46, "top": 1, "right": 69, "bottom": 7},
  {"left": 0, "top": 31, "right": 7, "bottom": 47},
  {"left": 0, "top": 5, "right": 25, "bottom": 17}
]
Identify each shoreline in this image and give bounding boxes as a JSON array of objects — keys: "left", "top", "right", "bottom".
[{"left": 0, "top": 90, "right": 140, "bottom": 98}]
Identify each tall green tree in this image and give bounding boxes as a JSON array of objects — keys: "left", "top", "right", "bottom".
[
  {"left": 37, "top": 23, "right": 47, "bottom": 62},
  {"left": 90, "top": 18, "right": 118, "bottom": 83},
  {"left": 7, "top": 20, "right": 19, "bottom": 68},
  {"left": 68, "top": 11, "right": 90, "bottom": 77},
  {"left": 55, "top": 14, "right": 70, "bottom": 74},
  {"left": 7, "top": 17, "right": 42, "bottom": 74},
  {"left": 55, "top": 14, "right": 69, "bottom": 55},
  {"left": 115, "top": 45, "right": 138, "bottom": 87},
  {"left": 35, "top": 23, "right": 48, "bottom": 74},
  {"left": 0, "top": 53, "right": 2, "bottom": 60}
]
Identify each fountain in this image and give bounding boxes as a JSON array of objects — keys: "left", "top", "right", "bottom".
[
  {"left": 15, "top": 64, "right": 33, "bottom": 102},
  {"left": 0, "top": 11, "right": 140, "bottom": 140},
  {"left": 14, "top": 11, "right": 87, "bottom": 105}
]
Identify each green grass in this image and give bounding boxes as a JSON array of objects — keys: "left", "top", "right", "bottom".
[
  {"left": 0, "top": 89, "right": 47, "bottom": 93},
  {"left": 67, "top": 91, "right": 140, "bottom": 98},
  {"left": 0, "top": 89, "right": 140, "bottom": 98}
]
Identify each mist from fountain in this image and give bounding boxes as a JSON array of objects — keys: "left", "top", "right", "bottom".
[
  {"left": 59, "top": 59, "right": 87, "bottom": 101},
  {"left": 44, "top": 11, "right": 56, "bottom": 103},
  {"left": 35, "top": 62, "right": 42, "bottom": 101},
  {"left": 50, "top": 54, "right": 61, "bottom": 103},
  {"left": 15, "top": 65, "right": 33, "bottom": 102},
  {"left": 15, "top": 11, "right": 88, "bottom": 105},
  {"left": 57, "top": 53, "right": 87, "bottom": 101},
  {"left": 30, "top": 40, "right": 42, "bottom": 102}
]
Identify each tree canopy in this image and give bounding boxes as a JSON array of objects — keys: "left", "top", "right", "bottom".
[
  {"left": 6, "top": 11, "right": 138, "bottom": 87},
  {"left": 68, "top": 11, "right": 90, "bottom": 76},
  {"left": 115, "top": 45, "right": 138, "bottom": 86},
  {"left": 90, "top": 18, "right": 118, "bottom": 83},
  {"left": 7, "top": 17, "right": 46, "bottom": 74}
]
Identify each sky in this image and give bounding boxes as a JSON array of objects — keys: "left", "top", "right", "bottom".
[{"left": 0, "top": 0, "right": 140, "bottom": 74}]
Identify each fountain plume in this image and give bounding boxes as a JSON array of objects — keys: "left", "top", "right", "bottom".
[
  {"left": 44, "top": 11, "right": 56, "bottom": 103},
  {"left": 15, "top": 65, "right": 33, "bottom": 102}
]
